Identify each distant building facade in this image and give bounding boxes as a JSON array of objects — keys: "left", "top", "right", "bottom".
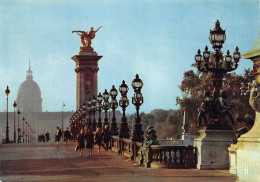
[{"left": 0, "top": 61, "right": 73, "bottom": 143}]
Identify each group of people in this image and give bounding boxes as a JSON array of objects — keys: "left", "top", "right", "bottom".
[
  {"left": 76, "top": 125, "right": 111, "bottom": 157},
  {"left": 55, "top": 127, "right": 71, "bottom": 146},
  {"left": 37, "top": 131, "right": 50, "bottom": 142}
]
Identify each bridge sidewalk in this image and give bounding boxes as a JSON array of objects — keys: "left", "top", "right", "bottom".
[{"left": 0, "top": 142, "right": 236, "bottom": 182}]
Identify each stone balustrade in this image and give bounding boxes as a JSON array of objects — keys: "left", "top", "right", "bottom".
[{"left": 110, "top": 136, "right": 196, "bottom": 169}]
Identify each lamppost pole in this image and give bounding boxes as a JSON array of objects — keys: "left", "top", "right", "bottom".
[
  {"left": 5, "top": 86, "right": 10, "bottom": 143},
  {"left": 96, "top": 93, "right": 103, "bottom": 129},
  {"left": 110, "top": 85, "right": 119, "bottom": 136},
  {"left": 13, "top": 101, "right": 17, "bottom": 143},
  {"left": 25, "top": 121, "right": 28, "bottom": 143},
  {"left": 91, "top": 96, "right": 97, "bottom": 131},
  {"left": 119, "top": 80, "right": 130, "bottom": 139},
  {"left": 102, "top": 89, "right": 110, "bottom": 128},
  {"left": 17, "top": 110, "right": 21, "bottom": 143},
  {"left": 132, "top": 74, "right": 144, "bottom": 142},
  {"left": 22, "top": 117, "right": 25, "bottom": 143},
  {"left": 86, "top": 98, "right": 92, "bottom": 130},
  {"left": 61, "top": 103, "right": 65, "bottom": 141}
]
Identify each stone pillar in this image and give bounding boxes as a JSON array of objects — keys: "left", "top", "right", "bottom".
[
  {"left": 194, "top": 129, "right": 234, "bottom": 169},
  {"left": 72, "top": 48, "right": 102, "bottom": 110},
  {"left": 236, "top": 32, "right": 260, "bottom": 182}
]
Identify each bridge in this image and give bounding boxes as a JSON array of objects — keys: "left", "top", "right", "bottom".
[{"left": 0, "top": 142, "right": 236, "bottom": 181}]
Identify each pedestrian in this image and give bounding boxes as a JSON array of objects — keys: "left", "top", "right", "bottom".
[
  {"left": 102, "top": 125, "right": 111, "bottom": 151},
  {"left": 85, "top": 128, "right": 94, "bottom": 157},
  {"left": 95, "top": 127, "right": 103, "bottom": 154},
  {"left": 59, "top": 128, "right": 62, "bottom": 141},
  {"left": 77, "top": 128, "right": 85, "bottom": 157},
  {"left": 45, "top": 131, "right": 50, "bottom": 142},
  {"left": 64, "top": 127, "right": 70, "bottom": 145},
  {"left": 55, "top": 127, "right": 61, "bottom": 146}
]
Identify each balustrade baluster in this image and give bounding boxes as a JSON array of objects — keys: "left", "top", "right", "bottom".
[
  {"left": 163, "top": 150, "right": 167, "bottom": 164},
  {"left": 179, "top": 148, "right": 185, "bottom": 164},
  {"left": 173, "top": 148, "right": 178, "bottom": 164},
  {"left": 159, "top": 150, "right": 163, "bottom": 163},
  {"left": 168, "top": 150, "right": 172, "bottom": 165}
]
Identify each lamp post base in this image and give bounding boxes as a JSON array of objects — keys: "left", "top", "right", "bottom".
[
  {"left": 132, "top": 122, "right": 144, "bottom": 143},
  {"left": 194, "top": 128, "right": 234, "bottom": 169}
]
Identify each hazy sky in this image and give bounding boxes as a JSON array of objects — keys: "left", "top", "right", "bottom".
[{"left": 0, "top": 0, "right": 259, "bottom": 114}]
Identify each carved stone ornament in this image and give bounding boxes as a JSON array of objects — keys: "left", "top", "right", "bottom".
[{"left": 249, "top": 80, "right": 260, "bottom": 112}]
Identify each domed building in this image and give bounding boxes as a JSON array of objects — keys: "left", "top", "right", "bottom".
[{"left": 16, "top": 61, "right": 42, "bottom": 113}]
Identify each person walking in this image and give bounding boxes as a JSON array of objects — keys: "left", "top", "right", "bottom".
[
  {"left": 77, "top": 129, "right": 85, "bottom": 157},
  {"left": 55, "top": 127, "right": 61, "bottom": 146},
  {"left": 64, "top": 127, "right": 70, "bottom": 145},
  {"left": 85, "top": 128, "right": 94, "bottom": 157},
  {"left": 95, "top": 127, "right": 103, "bottom": 154},
  {"left": 45, "top": 131, "right": 50, "bottom": 142},
  {"left": 102, "top": 125, "right": 111, "bottom": 152}
]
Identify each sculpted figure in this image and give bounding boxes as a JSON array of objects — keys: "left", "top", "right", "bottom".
[
  {"left": 249, "top": 80, "right": 260, "bottom": 112},
  {"left": 72, "top": 26, "right": 102, "bottom": 47},
  {"left": 215, "top": 90, "right": 234, "bottom": 126},
  {"left": 140, "top": 126, "right": 159, "bottom": 167},
  {"left": 197, "top": 90, "right": 213, "bottom": 127}
]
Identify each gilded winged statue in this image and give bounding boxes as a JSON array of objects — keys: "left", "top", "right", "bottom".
[{"left": 72, "top": 26, "right": 103, "bottom": 47}]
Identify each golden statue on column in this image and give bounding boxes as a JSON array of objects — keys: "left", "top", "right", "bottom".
[{"left": 72, "top": 26, "right": 102, "bottom": 52}]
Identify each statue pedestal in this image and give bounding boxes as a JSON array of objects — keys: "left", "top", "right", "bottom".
[
  {"left": 194, "top": 128, "right": 234, "bottom": 169},
  {"left": 71, "top": 50, "right": 102, "bottom": 110},
  {"left": 236, "top": 112, "right": 260, "bottom": 181}
]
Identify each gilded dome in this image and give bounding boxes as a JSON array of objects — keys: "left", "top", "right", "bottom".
[{"left": 16, "top": 61, "right": 42, "bottom": 112}]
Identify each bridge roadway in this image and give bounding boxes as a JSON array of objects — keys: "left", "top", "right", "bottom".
[{"left": 0, "top": 142, "right": 236, "bottom": 182}]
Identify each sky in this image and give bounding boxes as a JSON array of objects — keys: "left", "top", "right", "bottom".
[{"left": 0, "top": 0, "right": 259, "bottom": 114}]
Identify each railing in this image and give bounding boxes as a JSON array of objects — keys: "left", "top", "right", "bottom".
[{"left": 110, "top": 136, "right": 196, "bottom": 169}]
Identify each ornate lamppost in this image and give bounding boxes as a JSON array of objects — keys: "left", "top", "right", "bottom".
[
  {"left": 110, "top": 85, "right": 119, "bottom": 136},
  {"left": 78, "top": 106, "right": 83, "bottom": 130},
  {"left": 5, "top": 86, "right": 10, "bottom": 143},
  {"left": 22, "top": 117, "right": 25, "bottom": 143},
  {"left": 96, "top": 92, "right": 103, "bottom": 129},
  {"left": 132, "top": 74, "right": 144, "bottom": 142},
  {"left": 91, "top": 96, "right": 97, "bottom": 131},
  {"left": 17, "top": 109, "right": 21, "bottom": 143},
  {"left": 87, "top": 98, "right": 92, "bottom": 130},
  {"left": 28, "top": 126, "right": 30, "bottom": 143},
  {"left": 119, "top": 80, "right": 130, "bottom": 138},
  {"left": 61, "top": 103, "right": 65, "bottom": 141},
  {"left": 25, "top": 121, "right": 28, "bottom": 143},
  {"left": 102, "top": 89, "right": 110, "bottom": 128},
  {"left": 13, "top": 101, "right": 17, "bottom": 143},
  {"left": 81, "top": 102, "right": 87, "bottom": 130},
  {"left": 195, "top": 20, "right": 241, "bottom": 128}
]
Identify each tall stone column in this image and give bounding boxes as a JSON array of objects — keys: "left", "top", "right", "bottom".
[
  {"left": 72, "top": 48, "right": 102, "bottom": 110},
  {"left": 236, "top": 32, "right": 260, "bottom": 182}
]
